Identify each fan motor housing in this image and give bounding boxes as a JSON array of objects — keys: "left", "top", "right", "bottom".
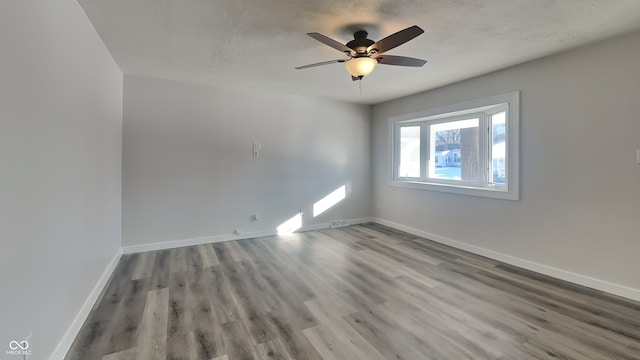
[{"left": 347, "top": 30, "right": 375, "bottom": 55}]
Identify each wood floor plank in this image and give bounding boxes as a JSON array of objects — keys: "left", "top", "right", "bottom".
[
  {"left": 304, "top": 292, "right": 357, "bottom": 324},
  {"left": 353, "top": 249, "right": 405, "bottom": 277},
  {"left": 343, "top": 308, "right": 440, "bottom": 360},
  {"left": 66, "top": 255, "right": 146, "bottom": 359},
  {"left": 136, "top": 287, "right": 169, "bottom": 360},
  {"left": 131, "top": 251, "right": 156, "bottom": 280},
  {"left": 466, "top": 268, "right": 640, "bottom": 343},
  {"left": 316, "top": 228, "right": 368, "bottom": 251},
  {"left": 392, "top": 275, "right": 526, "bottom": 356},
  {"left": 357, "top": 247, "right": 442, "bottom": 288},
  {"left": 101, "top": 348, "right": 137, "bottom": 360},
  {"left": 165, "top": 332, "right": 197, "bottom": 360},
  {"left": 352, "top": 232, "right": 443, "bottom": 268},
  {"left": 238, "top": 258, "right": 318, "bottom": 330},
  {"left": 380, "top": 296, "right": 503, "bottom": 359},
  {"left": 189, "top": 266, "right": 225, "bottom": 359},
  {"left": 165, "top": 270, "right": 200, "bottom": 360},
  {"left": 491, "top": 262, "right": 640, "bottom": 325},
  {"left": 360, "top": 222, "right": 420, "bottom": 242},
  {"left": 241, "top": 238, "right": 318, "bottom": 301},
  {"left": 222, "top": 320, "right": 258, "bottom": 360},
  {"left": 225, "top": 240, "right": 252, "bottom": 262},
  {"left": 149, "top": 249, "right": 170, "bottom": 290},
  {"left": 214, "top": 243, "right": 278, "bottom": 346},
  {"left": 169, "top": 247, "right": 190, "bottom": 274},
  {"left": 261, "top": 237, "right": 347, "bottom": 298},
  {"left": 343, "top": 225, "right": 395, "bottom": 243},
  {"left": 103, "top": 278, "right": 150, "bottom": 354},
  {"left": 196, "top": 243, "right": 220, "bottom": 268},
  {"left": 266, "top": 234, "right": 351, "bottom": 294},
  {"left": 254, "top": 339, "right": 294, "bottom": 360},
  {"left": 263, "top": 310, "right": 323, "bottom": 360},
  {"left": 205, "top": 265, "right": 240, "bottom": 324},
  {"left": 303, "top": 320, "right": 386, "bottom": 360},
  {"left": 67, "top": 223, "right": 640, "bottom": 360}
]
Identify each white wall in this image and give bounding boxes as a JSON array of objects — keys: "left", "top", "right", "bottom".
[
  {"left": 123, "top": 75, "right": 371, "bottom": 247},
  {"left": 372, "top": 30, "right": 640, "bottom": 297},
  {"left": 0, "top": 0, "right": 123, "bottom": 358}
]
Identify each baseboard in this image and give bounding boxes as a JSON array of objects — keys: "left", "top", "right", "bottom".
[
  {"left": 343, "top": 217, "right": 374, "bottom": 226},
  {"left": 122, "top": 230, "right": 277, "bottom": 254},
  {"left": 50, "top": 248, "right": 123, "bottom": 360},
  {"left": 308, "top": 217, "right": 372, "bottom": 230},
  {"left": 371, "top": 218, "right": 640, "bottom": 302},
  {"left": 122, "top": 217, "right": 374, "bottom": 254}
]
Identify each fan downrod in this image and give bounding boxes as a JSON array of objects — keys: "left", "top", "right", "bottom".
[{"left": 353, "top": 30, "right": 368, "bottom": 39}]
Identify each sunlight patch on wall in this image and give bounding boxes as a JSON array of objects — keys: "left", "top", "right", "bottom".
[{"left": 313, "top": 185, "right": 346, "bottom": 218}]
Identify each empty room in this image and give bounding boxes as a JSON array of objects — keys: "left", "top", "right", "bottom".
[{"left": 2, "top": 0, "right": 640, "bottom": 359}]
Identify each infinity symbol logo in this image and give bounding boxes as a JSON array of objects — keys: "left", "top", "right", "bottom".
[{"left": 9, "top": 340, "right": 29, "bottom": 350}]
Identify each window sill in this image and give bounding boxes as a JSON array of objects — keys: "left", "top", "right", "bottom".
[{"left": 389, "top": 180, "right": 519, "bottom": 201}]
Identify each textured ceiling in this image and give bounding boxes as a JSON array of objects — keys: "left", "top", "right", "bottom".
[{"left": 78, "top": 0, "right": 640, "bottom": 105}]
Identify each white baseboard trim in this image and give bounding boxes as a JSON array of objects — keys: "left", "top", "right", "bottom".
[
  {"left": 371, "top": 217, "right": 640, "bottom": 302},
  {"left": 123, "top": 230, "right": 277, "bottom": 254},
  {"left": 50, "top": 248, "right": 123, "bottom": 360},
  {"left": 282, "top": 217, "right": 372, "bottom": 233},
  {"left": 344, "top": 217, "right": 374, "bottom": 226},
  {"left": 122, "top": 217, "right": 374, "bottom": 254}
]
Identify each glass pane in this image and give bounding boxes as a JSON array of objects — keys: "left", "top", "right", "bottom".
[
  {"left": 491, "top": 112, "right": 506, "bottom": 184},
  {"left": 399, "top": 126, "right": 420, "bottom": 178},
  {"left": 429, "top": 118, "right": 479, "bottom": 181}
]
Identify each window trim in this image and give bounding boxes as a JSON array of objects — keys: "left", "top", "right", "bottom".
[{"left": 388, "top": 92, "right": 520, "bottom": 201}]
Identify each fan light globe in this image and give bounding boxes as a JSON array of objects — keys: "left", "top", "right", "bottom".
[{"left": 344, "top": 57, "right": 377, "bottom": 78}]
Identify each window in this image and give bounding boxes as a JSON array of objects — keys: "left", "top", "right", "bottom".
[{"left": 390, "top": 92, "right": 519, "bottom": 200}]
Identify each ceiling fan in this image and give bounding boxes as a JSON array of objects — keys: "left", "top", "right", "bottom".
[{"left": 295, "top": 25, "right": 427, "bottom": 81}]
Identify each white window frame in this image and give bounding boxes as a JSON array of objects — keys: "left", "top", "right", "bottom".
[{"left": 389, "top": 92, "right": 520, "bottom": 201}]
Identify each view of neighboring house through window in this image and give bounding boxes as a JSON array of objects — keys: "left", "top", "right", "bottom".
[
  {"left": 391, "top": 92, "right": 519, "bottom": 200},
  {"left": 429, "top": 117, "right": 480, "bottom": 182}
]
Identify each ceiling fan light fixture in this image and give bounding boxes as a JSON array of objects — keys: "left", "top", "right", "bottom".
[
  {"left": 297, "top": 26, "right": 426, "bottom": 81},
  {"left": 344, "top": 57, "right": 377, "bottom": 78}
]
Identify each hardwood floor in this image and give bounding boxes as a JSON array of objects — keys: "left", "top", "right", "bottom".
[{"left": 65, "top": 223, "right": 640, "bottom": 360}]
